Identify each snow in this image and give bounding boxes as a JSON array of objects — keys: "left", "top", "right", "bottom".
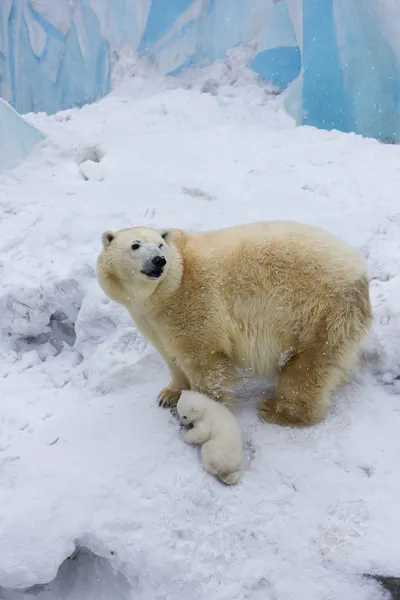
[{"left": 1, "top": 60, "right": 400, "bottom": 600}]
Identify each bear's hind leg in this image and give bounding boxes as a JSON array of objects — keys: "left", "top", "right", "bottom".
[{"left": 258, "top": 348, "right": 346, "bottom": 427}]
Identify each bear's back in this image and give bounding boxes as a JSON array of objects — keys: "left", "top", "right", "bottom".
[
  {"left": 177, "top": 221, "right": 367, "bottom": 300},
  {"left": 172, "top": 221, "right": 370, "bottom": 376}
]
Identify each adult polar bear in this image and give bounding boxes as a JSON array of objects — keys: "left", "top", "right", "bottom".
[{"left": 96, "top": 221, "right": 372, "bottom": 426}]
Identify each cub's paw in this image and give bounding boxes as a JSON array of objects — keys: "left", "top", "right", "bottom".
[
  {"left": 158, "top": 387, "right": 182, "bottom": 408},
  {"left": 180, "top": 428, "right": 191, "bottom": 442}
]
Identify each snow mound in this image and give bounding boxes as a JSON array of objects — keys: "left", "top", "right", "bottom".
[{"left": 0, "top": 546, "right": 131, "bottom": 600}]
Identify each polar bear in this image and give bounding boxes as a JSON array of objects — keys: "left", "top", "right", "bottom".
[
  {"left": 96, "top": 221, "right": 372, "bottom": 426},
  {"left": 177, "top": 391, "right": 243, "bottom": 485}
]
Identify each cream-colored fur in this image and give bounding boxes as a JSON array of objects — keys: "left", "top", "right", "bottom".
[
  {"left": 177, "top": 391, "right": 243, "bottom": 485},
  {"left": 96, "top": 221, "right": 372, "bottom": 426}
]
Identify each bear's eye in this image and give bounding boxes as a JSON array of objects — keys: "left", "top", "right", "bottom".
[
  {"left": 158, "top": 243, "right": 163, "bottom": 249},
  {"left": 131, "top": 243, "right": 140, "bottom": 251}
]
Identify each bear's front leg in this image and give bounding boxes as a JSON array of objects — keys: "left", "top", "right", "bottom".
[
  {"left": 181, "top": 352, "right": 238, "bottom": 405},
  {"left": 158, "top": 360, "right": 190, "bottom": 408},
  {"left": 130, "top": 318, "right": 189, "bottom": 408}
]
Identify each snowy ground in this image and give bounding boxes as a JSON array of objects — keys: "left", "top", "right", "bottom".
[{"left": 1, "top": 59, "right": 400, "bottom": 600}]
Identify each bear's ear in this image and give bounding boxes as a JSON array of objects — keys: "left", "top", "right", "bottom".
[
  {"left": 102, "top": 231, "right": 115, "bottom": 248},
  {"left": 161, "top": 230, "right": 171, "bottom": 244}
]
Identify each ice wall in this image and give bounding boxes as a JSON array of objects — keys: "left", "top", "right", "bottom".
[
  {"left": 1, "top": 0, "right": 400, "bottom": 142},
  {"left": 300, "top": 0, "right": 400, "bottom": 142}
]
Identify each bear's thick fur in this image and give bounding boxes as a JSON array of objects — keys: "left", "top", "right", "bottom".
[{"left": 96, "top": 221, "right": 372, "bottom": 426}]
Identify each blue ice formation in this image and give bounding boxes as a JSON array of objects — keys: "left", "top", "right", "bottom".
[
  {"left": 1, "top": 0, "right": 400, "bottom": 142},
  {"left": 0, "top": 98, "right": 44, "bottom": 170}
]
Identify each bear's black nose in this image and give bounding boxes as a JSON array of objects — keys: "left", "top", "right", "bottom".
[{"left": 152, "top": 255, "right": 166, "bottom": 268}]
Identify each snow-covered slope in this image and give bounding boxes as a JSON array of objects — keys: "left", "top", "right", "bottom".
[{"left": 0, "top": 64, "right": 400, "bottom": 600}]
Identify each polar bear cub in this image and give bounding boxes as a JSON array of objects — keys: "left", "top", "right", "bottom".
[{"left": 177, "top": 391, "right": 243, "bottom": 485}]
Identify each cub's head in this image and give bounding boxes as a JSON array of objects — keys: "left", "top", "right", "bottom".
[
  {"left": 176, "top": 391, "right": 208, "bottom": 426},
  {"left": 97, "top": 226, "right": 178, "bottom": 304}
]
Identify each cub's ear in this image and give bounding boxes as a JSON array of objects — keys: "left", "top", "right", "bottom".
[
  {"left": 160, "top": 230, "right": 171, "bottom": 244},
  {"left": 102, "top": 231, "right": 115, "bottom": 248}
]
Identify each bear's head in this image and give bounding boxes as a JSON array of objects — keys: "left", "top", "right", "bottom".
[
  {"left": 97, "top": 226, "right": 181, "bottom": 305},
  {"left": 177, "top": 391, "right": 207, "bottom": 426}
]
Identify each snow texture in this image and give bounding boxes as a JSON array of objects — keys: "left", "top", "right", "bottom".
[
  {"left": 0, "top": 58, "right": 400, "bottom": 600},
  {"left": 1, "top": 0, "right": 400, "bottom": 141},
  {"left": 0, "top": 98, "right": 44, "bottom": 170}
]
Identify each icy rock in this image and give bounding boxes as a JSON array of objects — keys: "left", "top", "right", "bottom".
[{"left": 0, "top": 99, "right": 45, "bottom": 171}]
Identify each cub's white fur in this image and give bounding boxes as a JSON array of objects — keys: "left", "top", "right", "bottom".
[{"left": 177, "top": 391, "right": 243, "bottom": 485}]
